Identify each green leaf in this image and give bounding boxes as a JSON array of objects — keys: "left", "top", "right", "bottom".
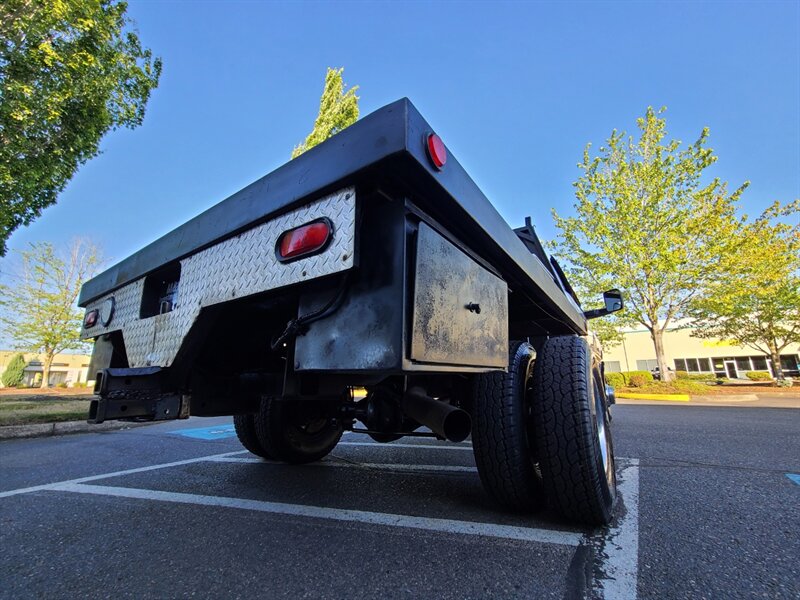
[
  {"left": 0, "top": 239, "right": 102, "bottom": 388},
  {"left": 291, "top": 67, "right": 359, "bottom": 159},
  {"left": 0, "top": 0, "right": 162, "bottom": 255},
  {"left": 552, "top": 106, "right": 751, "bottom": 381}
]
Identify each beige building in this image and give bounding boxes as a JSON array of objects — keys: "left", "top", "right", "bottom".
[
  {"left": 0, "top": 351, "right": 92, "bottom": 388},
  {"left": 603, "top": 325, "right": 800, "bottom": 379}
]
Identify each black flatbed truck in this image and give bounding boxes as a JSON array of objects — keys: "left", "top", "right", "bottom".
[{"left": 79, "top": 98, "right": 623, "bottom": 525}]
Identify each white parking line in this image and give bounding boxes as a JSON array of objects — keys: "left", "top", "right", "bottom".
[
  {"left": 1, "top": 437, "right": 639, "bottom": 596},
  {"left": 205, "top": 456, "right": 478, "bottom": 473},
  {"left": 594, "top": 459, "right": 640, "bottom": 600},
  {"left": 338, "top": 442, "right": 473, "bottom": 451},
  {"left": 48, "top": 482, "right": 584, "bottom": 546},
  {"left": 0, "top": 450, "right": 249, "bottom": 499}
]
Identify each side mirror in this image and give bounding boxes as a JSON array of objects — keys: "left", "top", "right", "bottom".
[
  {"left": 584, "top": 289, "right": 624, "bottom": 320},
  {"left": 603, "top": 289, "right": 623, "bottom": 313}
]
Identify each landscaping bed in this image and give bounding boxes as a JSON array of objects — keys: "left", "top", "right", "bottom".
[
  {"left": 606, "top": 369, "right": 794, "bottom": 397},
  {"left": 613, "top": 382, "right": 796, "bottom": 396},
  {"left": 0, "top": 388, "right": 93, "bottom": 426}
]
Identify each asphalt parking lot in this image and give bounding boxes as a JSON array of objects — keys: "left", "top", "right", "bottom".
[{"left": 1, "top": 404, "right": 798, "bottom": 599}]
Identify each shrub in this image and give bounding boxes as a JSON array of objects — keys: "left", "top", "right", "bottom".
[
  {"left": 605, "top": 372, "right": 625, "bottom": 388},
  {"left": 745, "top": 371, "right": 772, "bottom": 381},
  {"left": 56, "top": 382, "right": 69, "bottom": 388},
  {"left": 690, "top": 374, "right": 716, "bottom": 381},
  {"left": 628, "top": 373, "right": 649, "bottom": 388},
  {"left": 676, "top": 370, "right": 716, "bottom": 381},
  {"left": 1, "top": 353, "right": 27, "bottom": 388},
  {"left": 776, "top": 378, "right": 794, "bottom": 388},
  {"left": 621, "top": 371, "right": 654, "bottom": 385},
  {"left": 673, "top": 380, "right": 711, "bottom": 394}
]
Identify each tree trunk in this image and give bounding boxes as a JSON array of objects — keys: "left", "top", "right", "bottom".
[
  {"left": 768, "top": 341, "right": 784, "bottom": 380},
  {"left": 40, "top": 352, "right": 54, "bottom": 389},
  {"left": 650, "top": 327, "right": 674, "bottom": 382}
]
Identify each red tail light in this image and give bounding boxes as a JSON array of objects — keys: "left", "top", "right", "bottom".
[
  {"left": 277, "top": 219, "right": 333, "bottom": 262},
  {"left": 84, "top": 309, "right": 99, "bottom": 328},
  {"left": 426, "top": 133, "right": 447, "bottom": 170}
]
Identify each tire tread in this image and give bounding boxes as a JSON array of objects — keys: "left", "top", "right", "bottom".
[
  {"left": 471, "top": 341, "right": 544, "bottom": 510},
  {"left": 233, "top": 414, "right": 271, "bottom": 458},
  {"left": 532, "top": 336, "right": 615, "bottom": 525}
]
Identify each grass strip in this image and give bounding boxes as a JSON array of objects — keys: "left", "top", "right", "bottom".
[{"left": 0, "top": 397, "right": 91, "bottom": 427}]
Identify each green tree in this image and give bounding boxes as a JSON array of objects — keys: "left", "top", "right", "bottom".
[
  {"left": 690, "top": 200, "right": 800, "bottom": 380},
  {"left": 291, "top": 67, "right": 359, "bottom": 159},
  {"left": 0, "top": 239, "right": 102, "bottom": 388},
  {"left": 1, "top": 352, "right": 26, "bottom": 387},
  {"left": 0, "top": 0, "right": 162, "bottom": 256},
  {"left": 587, "top": 315, "right": 624, "bottom": 350},
  {"left": 552, "top": 107, "right": 748, "bottom": 382}
]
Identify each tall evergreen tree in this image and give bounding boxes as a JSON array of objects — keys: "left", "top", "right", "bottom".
[
  {"left": 292, "top": 67, "right": 359, "bottom": 158},
  {"left": 1, "top": 352, "right": 26, "bottom": 387}
]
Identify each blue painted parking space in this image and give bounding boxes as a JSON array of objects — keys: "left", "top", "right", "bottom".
[{"left": 170, "top": 424, "right": 236, "bottom": 440}]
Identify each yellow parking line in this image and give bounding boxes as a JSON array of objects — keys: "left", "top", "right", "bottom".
[{"left": 617, "top": 393, "right": 690, "bottom": 402}]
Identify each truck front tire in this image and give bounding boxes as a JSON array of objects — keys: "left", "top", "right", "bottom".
[
  {"left": 471, "top": 341, "right": 546, "bottom": 511},
  {"left": 531, "top": 335, "right": 616, "bottom": 525},
  {"left": 254, "top": 397, "right": 343, "bottom": 464}
]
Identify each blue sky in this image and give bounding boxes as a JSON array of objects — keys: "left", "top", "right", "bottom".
[{"left": 4, "top": 0, "right": 799, "bottom": 266}]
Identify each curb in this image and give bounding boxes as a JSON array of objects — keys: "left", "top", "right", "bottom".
[
  {"left": 617, "top": 392, "right": 690, "bottom": 402},
  {"left": 692, "top": 394, "right": 759, "bottom": 402},
  {"left": 0, "top": 420, "right": 155, "bottom": 440}
]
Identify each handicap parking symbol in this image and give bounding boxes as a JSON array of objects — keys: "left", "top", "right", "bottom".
[{"left": 171, "top": 424, "right": 237, "bottom": 440}]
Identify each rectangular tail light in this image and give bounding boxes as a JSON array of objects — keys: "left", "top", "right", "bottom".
[{"left": 84, "top": 309, "right": 99, "bottom": 328}]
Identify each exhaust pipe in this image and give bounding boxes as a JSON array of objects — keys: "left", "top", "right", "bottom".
[{"left": 402, "top": 387, "right": 471, "bottom": 443}]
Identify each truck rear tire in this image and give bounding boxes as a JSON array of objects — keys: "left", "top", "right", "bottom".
[
  {"left": 233, "top": 414, "right": 272, "bottom": 459},
  {"left": 471, "top": 341, "right": 545, "bottom": 511},
  {"left": 531, "top": 335, "right": 616, "bottom": 525},
  {"left": 254, "top": 397, "right": 343, "bottom": 464}
]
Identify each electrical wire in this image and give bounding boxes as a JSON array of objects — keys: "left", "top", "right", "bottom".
[{"left": 270, "top": 273, "right": 350, "bottom": 351}]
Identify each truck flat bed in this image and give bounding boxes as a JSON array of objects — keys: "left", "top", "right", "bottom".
[{"left": 80, "top": 98, "right": 586, "bottom": 336}]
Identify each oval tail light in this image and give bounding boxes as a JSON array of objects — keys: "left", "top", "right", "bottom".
[{"left": 276, "top": 219, "right": 333, "bottom": 262}]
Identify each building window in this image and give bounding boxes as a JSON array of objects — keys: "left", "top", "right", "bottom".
[
  {"left": 605, "top": 361, "right": 621, "bottom": 373},
  {"left": 674, "top": 359, "right": 686, "bottom": 371},
  {"left": 686, "top": 358, "right": 700, "bottom": 372},
  {"left": 780, "top": 354, "right": 800, "bottom": 373},
  {"left": 736, "top": 357, "right": 752, "bottom": 372},
  {"left": 48, "top": 372, "right": 67, "bottom": 386},
  {"left": 636, "top": 359, "right": 658, "bottom": 372}
]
